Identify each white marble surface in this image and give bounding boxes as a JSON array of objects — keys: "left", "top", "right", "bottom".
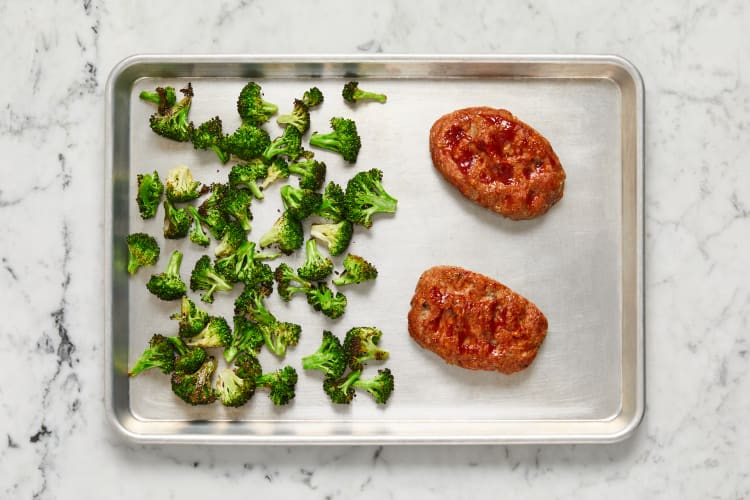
[{"left": 1, "top": 0, "right": 748, "bottom": 498}]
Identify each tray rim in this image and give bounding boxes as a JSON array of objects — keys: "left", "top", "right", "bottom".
[{"left": 104, "top": 53, "right": 644, "bottom": 445}]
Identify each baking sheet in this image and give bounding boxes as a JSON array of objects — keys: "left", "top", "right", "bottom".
[{"left": 104, "top": 55, "right": 644, "bottom": 443}]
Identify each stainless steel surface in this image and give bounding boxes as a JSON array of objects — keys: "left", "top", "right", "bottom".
[{"left": 104, "top": 55, "right": 644, "bottom": 444}]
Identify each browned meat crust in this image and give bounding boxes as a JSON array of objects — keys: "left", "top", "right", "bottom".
[
  {"left": 429, "top": 107, "right": 565, "bottom": 220},
  {"left": 407, "top": 266, "right": 548, "bottom": 374}
]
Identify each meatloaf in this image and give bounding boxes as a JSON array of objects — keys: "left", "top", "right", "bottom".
[
  {"left": 429, "top": 107, "right": 565, "bottom": 220},
  {"left": 407, "top": 266, "right": 548, "bottom": 374}
]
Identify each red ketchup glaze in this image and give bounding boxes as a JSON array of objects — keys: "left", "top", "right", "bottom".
[
  {"left": 443, "top": 124, "right": 467, "bottom": 149},
  {"left": 453, "top": 149, "right": 477, "bottom": 174},
  {"left": 480, "top": 162, "right": 514, "bottom": 185}
]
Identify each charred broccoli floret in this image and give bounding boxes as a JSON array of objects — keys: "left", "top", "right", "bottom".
[
  {"left": 135, "top": 170, "right": 164, "bottom": 219},
  {"left": 342, "top": 81, "right": 387, "bottom": 104},
  {"left": 302, "top": 87, "right": 324, "bottom": 108},
  {"left": 146, "top": 250, "right": 186, "bottom": 300},
  {"left": 214, "top": 220, "right": 247, "bottom": 258},
  {"left": 256, "top": 365, "right": 298, "bottom": 405},
  {"left": 139, "top": 86, "right": 176, "bottom": 109},
  {"left": 309, "top": 117, "right": 361, "bottom": 163},
  {"left": 215, "top": 240, "right": 274, "bottom": 287},
  {"left": 189, "top": 255, "right": 233, "bottom": 303},
  {"left": 221, "top": 187, "right": 254, "bottom": 232},
  {"left": 187, "top": 206, "right": 210, "bottom": 247},
  {"left": 197, "top": 183, "right": 230, "bottom": 239},
  {"left": 259, "top": 157, "right": 290, "bottom": 190},
  {"left": 323, "top": 370, "right": 361, "bottom": 404},
  {"left": 165, "top": 165, "right": 203, "bottom": 202},
  {"left": 332, "top": 254, "right": 378, "bottom": 286},
  {"left": 274, "top": 262, "right": 312, "bottom": 302},
  {"left": 215, "top": 367, "right": 256, "bottom": 407},
  {"left": 262, "top": 126, "right": 306, "bottom": 162},
  {"left": 237, "top": 82, "right": 278, "bottom": 126},
  {"left": 353, "top": 368, "right": 394, "bottom": 404},
  {"left": 185, "top": 315, "right": 232, "bottom": 348},
  {"left": 343, "top": 168, "right": 397, "bottom": 228},
  {"left": 170, "top": 355, "right": 217, "bottom": 405},
  {"left": 233, "top": 286, "right": 300, "bottom": 357},
  {"left": 263, "top": 321, "right": 301, "bottom": 358},
  {"left": 192, "top": 116, "right": 229, "bottom": 164},
  {"left": 170, "top": 296, "right": 210, "bottom": 338},
  {"left": 224, "top": 315, "right": 265, "bottom": 363},
  {"left": 128, "top": 334, "right": 174, "bottom": 377},
  {"left": 126, "top": 232, "right": 160, "bottom": 275},
  {"left": 301, "top": 330, "right": 346, "bottom": 379},
  {"left": 280, "top": 185, "right": 322, "bottom": 219},
  {"left": 224, "top": 123, "right": 271, "bottom": 161},
  {"left": 298, "top": 238, "right": 333, "bottom": 281},
  {"left": 288, "top": 159, "right": 326, "bottom": 191},
  {"left": 148, "top": 84, "right": 194, "bottom": 142},
  {"left": 315, "top": 181, "right": 345, "bottom": 221},
  {"left": 163, "top": 198, "right": 190, "bottom": 239},
  {"left": 310, "top": 220, "right": 353, "bottom": 256},
  {"left": 306, "top": 283, "right": 347, "bottom": 319},
  {"left": 168, "top": 336, "right": 208, "bottom": 375},
  {"left": 343, "top": 327, "right": 389, "bottom": 370},
  {"left": 228, "top": 161, "right": 268, "bottom": 200},
  {"left": 258, "top": 211, "right": 304, "bottom": 255},
  {"left": 276, "top": 99, "right": 310, "bottom": 134}
]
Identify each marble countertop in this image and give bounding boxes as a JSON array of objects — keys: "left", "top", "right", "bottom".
[{"left": 2, "top": 0, "right": 748, "bottom": 498}]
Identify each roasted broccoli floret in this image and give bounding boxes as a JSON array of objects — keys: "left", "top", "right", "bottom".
[
  {"left": 306, "top": 283, "right": 347, "bottom": 319},
  {"left": 170, "top": 296, "right": 210, "bottom": 337},
  {"left": 256, "top": 365, "right": 298, "bottom": 405},
  {"left": 224, "top": 123, "right": 271, "bottom": 161},
  {"left": 309, "top": 117, "right": 361, "bottom": 163},
  {"left": 234, "top": 284, "right": 275, "bottom": 317},
  {"left": 170, "top": 355, "right": 217, "bottom": 405},
  {"left": 237, "top": 82, "right": 278, "bottom": 126},
  {"left": 233, "top": 286, "right": 300, "bottom": 357},
  {"left": 215, "top": 220, "right": 247, "bottom": 258},
  {"left": 298, "top": 238, "right": 333, "bottom": 281},
  {"left": 263, "top": 321, "right": 301, "bottom": 358},
  {"left": 263, "top": 126, "right": 306, "bottom": 162},
  {"left": 302, "top": 87, "right": 324, "bottom": 108},
  {"left": 224, "top": 315, "right": 265, "bottom": 363},
  {"left": 301, "top": 330, "right": 346, "bottom": 379},
  {"left": 221, "top": 187, "right": 254, "bottom": 232},
  {"left": 216, "top": 240, "right": 270, "bottom": 283},
  {"left": 280, "top": 185, "right": 322, "bottom": 219},
  {"left": 276, "top": 99, "right": 310, "bottom": 134},
  {"left": 126, "top": 232, "right": 160, "bottom": 275},
  {"left": 198, "top": 183, "right": 230, "bottom": 239},
  {"left": 148, "top": 84, "right": 194, "bottom": 142},
  {"left": 274, "top": 262, "right": 312, "bottom": 301},
  {"left": 332, "top": 254, "right": 378, "bottom": 286},
  {"left": 288, "top": 159, "right": 326, "bottom": 191},
  {"left": 323, "top": 370, "right": 361, "bottom": 404},
  {"left": 136, "top": 171, "right": 164, "bottom": 219},
  {"left": 189, "top": 255, "right": 233, "bottom": 303},
  {"left": 168, "top": 336, "right": 208, "bottom": 375},
  {"left": 258, "top": 211, "right": 304, "bottom": 255},
  {"left": 163, "top": 198, "right": 190, "bottom": 239},
  {"left": 215, "top": 367, "right": 256, "bottom": 407},
  {"left": 259, "top": 157, "right": 290, "bottom": 190},
  {"left": 146, "top": 250, "right": 186, "bottom": 300},
  {"left": 343, "top": 327, "right": 389, "bottom": 370},
  {"left": 128, "top": 334, "right": 175, "bottom": 377},
  {"left": 315, "top": 181, "right": 345, "bottom": 221},
  {"left": 353, "top": 368, "right": 394, "bottom": 404},
  {"left": 139, "top": 86, "right": 176, "bottom": 110},
  {"left": 186, "top": 206, "right": 210, "bottom": 247},
  {"left": 192, "top": 116, "right": 229, "bottom": 164},
  {"left": 234, "top": 351, "right": 263, "bottom": 380},
  {"left": 165, "top": 165, "right": 203, "bottom": 202},
  {"left": 185, "top": 315, "right": 232, "bottom": 348},
  {"left": 342, "top": 81, "right": 387, "bottom": 104},
  {"left": 343, "top": 168, "right": 397, "bottom": 228},
  {"left": 310, "top": 220, "right": 353, "bottom": 256},
  {"left": 228, "top": 161, "right": 268, "bottom": 200}
]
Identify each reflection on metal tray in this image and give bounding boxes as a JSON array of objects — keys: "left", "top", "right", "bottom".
[{"left": 105, "top": 55, "right": 644, "bottom": 444}]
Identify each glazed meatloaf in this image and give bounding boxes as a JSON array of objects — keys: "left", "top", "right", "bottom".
[
  {"left": 408, "top": 266, "right": 548, "bottom": 374},
  {"left": 429, "top": 107, "right": 565, "bottom": 220}
]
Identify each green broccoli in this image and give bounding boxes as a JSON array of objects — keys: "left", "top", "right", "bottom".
[
  {"left": 301, "top": 330, "right": 346, "bottom": 379},
  {"left": 234, "top": 351, "right": 263, "bottom": 380},
  {"left": 280, "top": 185, "right": 322, "bottom": 219},
  {"left": 168, "top": 337, "right": 208, "bottom": 375},
  {"left": 288, "top": 159, "right": 327, "bottom": 191},
  {"left": 185, "top": 315, "right": 232, "bottom": 348},
  {"left": 189, "top": 255, "right": 233, "bottom": 303},
  {"left": 263, "top": 321, "right": 301, "bottom": 358},
  {"left": 343, "top": 327, "right": 389, "bottom": 370},
  {"left": 332, "top": 254, "right": 378, "bottom": 286},
  {"left": 343, "top": 168, "right": 397, "bottom": 228},
  {"left": 237, "top": 82, "right": 278, "bottom": 126},
  {"left": 228, "top": 161, "right": 268, "bottom": 200},
  {"left": 221, "top": 187, "right": 254, "bottom": 232},
  {"left": 215, "top": 240, "right": 276, "bottom": 297},
  {"left": 342, "top": 81, "right": 387, "bottom": 104},
  {"left": 276, "top": 99, "right": 310, "bottom": 134},
  {"left": 301, "top": 87, "right": 324, "bottom": 108},
  {"left": 139, "top": 86, "right": 176, "bottom": 110},
  {"left": 256, "top": 365, "right": 298, "bottom": 405},
  {"left": 353, "top": 368, "right": 394, "bottom": 404},
  {"left": 306, "top": 283, "right": 347, "bottom": 319},
  {"left": 197, "top": 183, "right": 230, "bottom": 239},
  {"left": 224, "top": 315, "right": 265, "bottom": 363},
  {"left": 310, "top": 220, "right": 353, "bottom": 256},
  {"left": 163, "top": 198, "right": 190, "bottom": 239},
  {"left": 309, "top": 117, "right": 361, "bottom": 163},
  {"left": 323, "top": 370, "right": 361, "bottom": 404},
  {"left": 262, "top": 126, "right": 306, "bottom": 162},
  {"left": 298, "top": 238, "right": 333, "bottom": 281},
  {"left": 146, "top": 250, "right": 187, "bottom": 301},
  {"left": 215, "top": 367, "right": 256, "bottom": 407},
  {"left": 136, "top": 171, "right": 164, "bottom": 219},
  {"left": 258, "top": 211, "right": 304, "bottom": 255},
  {"left": 315, "top": 181, "right": 345, "bottom": 221},
  {"left": 170, "top": 355, "right": 217, "bottom": 405},
  {"left": 234, "top": 284, "right": 275, "bottom": 318},
  {"left": 233, "top": 286, "right": 300, "bottom": 357},
  {"left": 170, "top": 296, "right": 210, "bottom": 338},
  {"left": 192, "top": 116, "right": 229, "bottom": 164},
  {"left": 224, "top": 123, "right": 272, "bottom": 161},
  {"left": 165, "top": 165, "right": 203, "bottom": 202},
  {"left": 214, "top": 220, "right": 247, "bottom": 258},
  {"left": 128, "top": 334, "right": 175, "bottom": 377},
  {"left": 274, "top": 262, "right": 312, "bottom": 301},
  {"left": 148, "top": 83, "right": 194, "bottom": 142},
  {"left": 186, "top": 206, "right": 210, "bottom": 247},
  {"left": 259, "top": 157, "right": 290, "bottom": 190},
  {"left": 126, "top": 232, "right": 160, "bottom": 275}
]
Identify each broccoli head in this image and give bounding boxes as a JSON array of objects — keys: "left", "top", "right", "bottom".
[
  {"left": 234, "top": 285, "right": 276, "bottom": 321},
  {"left": 198, "top": 183, "right": 230, "bottom": 239},
  {"left": 214, "top": 220, "right": 247, "bottom": 258},
  {"left": 301, "top": 330, "right": 346, "bottom": 379},
  {"left": 302, "top": 87, "right": 324, "bottom": 108},
  {"left": 163, "top": 199, "right": 190, "bottom": 239},
  {"left": 128, "top": 334, "right": 175, "bottom": 377},
  {"left": 168, "top": 337, "right": 208, "bottom": 375},
  {"left": 276, "top": 99, "right": 310, "bottom": 134},
  {"left": 148, "top": 83, "right": 194, "bottom": 142},
  {"left": 310, "top": 220, "right": 353, "bottom": 256},
  {"left": 315, "top": 181, "right": 345, "bottom": 221},
  {"left": 146, "top": 250, "right": 187, "bottom": 301},
  {"left": 306, "top": 283, "right": 347, "bottom": 319},
  {"left": 259, "top": 157, "right": 290, "bottom": 190},
  {"left": 262, "top": 126, "right": 306, "bottom": 162},
  {"left": 139, "top": 86, "right": 176, "bottom": 110},
  {"left": 234, "top": 351, "right": 263, "bottom": 380},
  {"left": 126, "top": 232, "right": 160, "bottom": 275},
  {"left": 353, "top": 368, "right": 394, "bottom": 404},
  {"left": 288, "top": 159, "right": 326, "bottom": 191},
  {"left": 189, "top": 255, "right": 233, "bottom": 303},
  {"left": 187, "top": 205, "right": 211, "bottom": 247},
  {"left": 224, "top": 123, "right": 272, "bottom": 161},
  {"left": 221, "top": 187, "right": 254, "bottom": 232},
  {"left": 192, "top": 116, "right": 229, "bottom": 164},
  {"left": 343, "top": 327, "right": 389, "bottom": 370},
  {"left": 309, "top": 117, "right": 361, "bottom": 163},
  {"left": 323, "top": 370, "right": 361, "bottom": 404},
  {"left": 165, "top": 165, "right": 203, "bottom": 203},
  {"left": 170, "top": 355, "right": 217, "bottom": 405},
  {"left": 136, "top": 170, "right": 164, "bottom": 219},
  {"left": 256, "top": 365, "right": 298, "bottom": 405},
  {"left": 298, "top": 238, "right": 333, "bottom": 281},
  {"left": 332, "top": 254, "right": 378, "bottom": 286},
  {"left": 215, "top": 240, "right": 275, "bottom": 298},
  {"left": 258, "top": 211, "right": 304, "bottom": 255},
  {"left": 274, "top": 262, "right": 312, "bottom": 301},
  {"left": 215, "top": 367, "right": 256, "bottom": 407},
  {"left": 237, "top": 82, "right": 278, "bottom": 126},
  {"left": 342, "top": 81, "right": 387, "bottom": 104},
  {"left": 262, "top": 321, "right": 301, "bottom": 358},
  {"left": 280, "top": 185, "right": 322, "bottom": 220},
  {"left": 185, "top": 315, "right": 232, "bottom": 349},
  {"left": 170, "top": 296, "right": 210, "bottom": 338},
  {"left": 343, "top": 168, "right": 398, "bottom": 228},
  {"left": 224, "top": 315, "right": 265, "bottom": 363},
  {"left": 228, "top": 161, "right": 268, "bottom": 200}
]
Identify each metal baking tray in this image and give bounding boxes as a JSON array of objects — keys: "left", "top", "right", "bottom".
[{"left": 104, "top": 54, "right": 644, "bottom": 444}]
